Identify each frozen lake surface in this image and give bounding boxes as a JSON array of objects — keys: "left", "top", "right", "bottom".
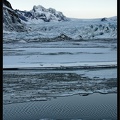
[{"left": 3, "top": 39, "right": 117, "bottom": 69}]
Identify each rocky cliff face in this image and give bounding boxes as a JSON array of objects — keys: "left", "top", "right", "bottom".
[
  {"left": 3, "top": 0, "right": 27, "bottom": 32},
  {"left": 3, "top": 0, "right": 12, "bottom": 9}
]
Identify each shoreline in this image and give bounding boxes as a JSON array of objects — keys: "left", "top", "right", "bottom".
[{"left": 3, "top": 92, "right": 117, "bottom": 105}]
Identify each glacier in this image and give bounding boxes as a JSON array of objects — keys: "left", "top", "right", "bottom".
[{"left": 3, "top": 17, "right": 117, "bottom": 41}]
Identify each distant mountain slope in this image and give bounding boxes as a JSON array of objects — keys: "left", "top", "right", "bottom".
[{"left": 15, "top": 5, "right": 68, "bottom": 23}]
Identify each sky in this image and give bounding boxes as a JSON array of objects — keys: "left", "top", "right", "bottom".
[{"left": 7, "top": 0, "right": 117, "bottom": 19}]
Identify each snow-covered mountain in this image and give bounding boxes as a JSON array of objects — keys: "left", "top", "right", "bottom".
[
  {"left": 15, "top": 5, "right": 68, "bottom": 23},
  {"left": 3, "top": 0, "right": 117, "bottom": 40},
  {"left": 3, "top": 0, "right": 27, "bottom": 32}
]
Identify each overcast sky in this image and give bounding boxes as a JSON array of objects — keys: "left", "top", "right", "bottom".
[{"left": 7, "top": 0, "right": 117, "bottom": 19}]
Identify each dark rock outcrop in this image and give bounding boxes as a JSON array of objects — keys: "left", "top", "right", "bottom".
[
  {"left": 101, "top": 17, "right": 107, "bottom": 22},
  {"left": 54, "top": 34, "right": 72, "bottom": 41}
]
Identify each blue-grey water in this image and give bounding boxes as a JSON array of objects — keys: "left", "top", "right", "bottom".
[{"left": 3, "top": 93, "right": 117, "bottom": 120}]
